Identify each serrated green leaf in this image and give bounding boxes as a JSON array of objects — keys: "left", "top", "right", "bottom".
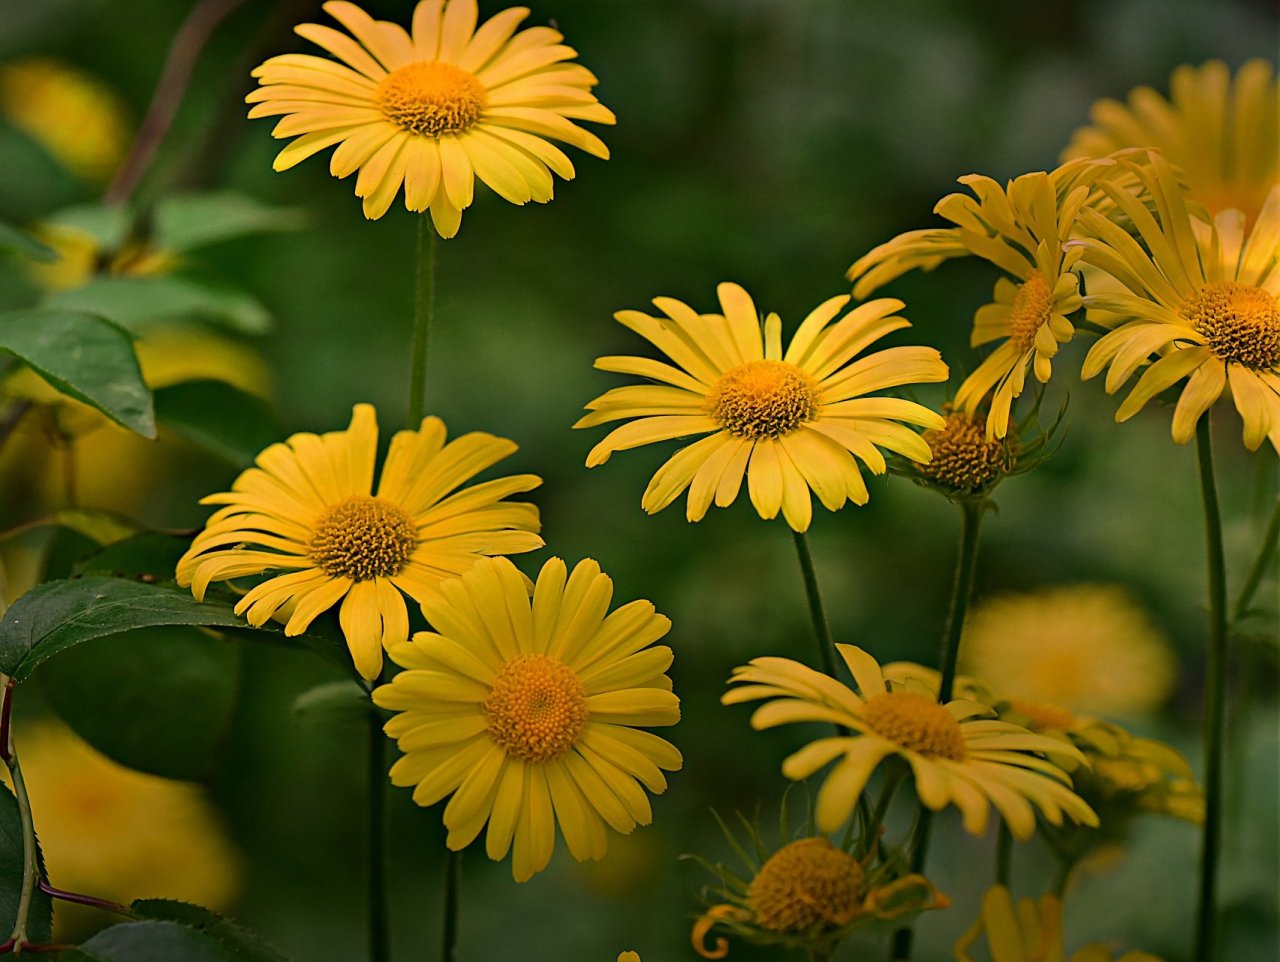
[
  {"left": 0, "top": 785, "right": 53, "bottom": 944},
  {"left": 62, "top": 920, "right": 247, "bottom": 961},
  {"left": 0, "top": 220, "right": 55, "bottom": 262},
  {"left": 128, "top": 901, "right": 290, "bottom": 962},
  {"left": 153, "top": 193, "right": 305, "bottom": 254},
  {"left": 0, "top": 308, "right": 155, "bottom": 437},
  {"left": 44, "top": 276, "right": 272, "bottom": 336},
  {"left": 154, "top": 381, "right": 279, "bottom": 466},
  {"left": 291, "top": 681, "right": 372, "bottom": 728}
]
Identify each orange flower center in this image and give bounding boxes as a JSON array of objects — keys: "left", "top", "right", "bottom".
[
  {"left": 861, "top": 691, "right": 966, "bottom": 760},
  {"left": 375, "top": 61, "right": 486, "bottom": 137},
  {"left": 746, "top": 837, "right": 864, "bottom": 932},
  {"left": 707, "top": 360, "right": 818, "bottom": 440},
  {"left": 483, "top": 655, "right": 589, "bottom": 763},
  {"left": 1008, "top": 272, "right": 1053, "bottom": 351},
  {"left": 917, "top": 410, "right": 1010, "bottom": 492},
  {"left": 1182, "top": 281, "right": 1280, "bottom": 371},
  {"left": 310, "top": 495, "right": 417, "bottom": 581},
  {"left": 1006, "top": 697, "right": 1077, "bottom": 733}
]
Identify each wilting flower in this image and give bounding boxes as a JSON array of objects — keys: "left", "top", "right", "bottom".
[
  {"left": 577, "top": 282, "right": 948, "bottom": 531},
  {"left": 373, "top": 556, "right": 681, "bottom": 881},
  {"left": 1064, "top": 59, "right": 1278, "bottom": 229},
  {"left": 955, "top": 885, "right": 1162, "bottom": 962},
  {"left": 247, "top": 0, "right": 613, "bottom": 233},
  {"left": 723, "top": 645, "right": 1097, "bottom": 840},
  {"left": 177, "top": 404, "right": 542, "bottom": 680},
  {"left": 1071, "top": 154, "right": 1280, "bottom": 452}
]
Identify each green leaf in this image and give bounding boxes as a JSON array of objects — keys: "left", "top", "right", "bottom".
[
  {"left": 153, "top": 193, "right": 305, "bottom": 254},
  {"left": 291, "top": 680, "right": 373, "bottom": 728},
  {"left": 61, "top": 920, "right": 250, "bottom": 962},
  {"left": 0, "top": 308, "right": 155, "bottom": 437},
  {"left": 41, "top": 626, "right": 240, "bottom": 781},
  {"left": 0, "top": 785, "right": 53, "bottom": 944},
  {"left": 129, "top": 900, "right": 290, "bottom": 962},
  {"left": 154, "top": 381, "right": 280, "bottom": 466},
  {"left": 44, "top": 276, "right": 272, "bottom": 336},
  {"left": 42, "top": 203, "right": 131, "bottom": 251},
  {"left": 0, "top": 220, "right": 55, "bottom": 262}
]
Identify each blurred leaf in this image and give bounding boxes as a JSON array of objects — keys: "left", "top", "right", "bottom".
[
  {"left": 42, "top": 203, "right": 130, "bottom": 250},
  {"left": 41, "top": 625, "right": 241, "bottom": 781},
  {"left": 0, "top": 785, "right": 53, "bottom": 944},
  {"left": 73, "top": 532, "right": 190, "bottom": 580},
  {"left": 154, "top": 380, "right": 280, "bottom": 466},
  {"left": 44, "top": 276, "right": 272, "bottom": 336},
  {"left": 0, "top": 509, "right": 140, "bottom": 548},
  {"left": 153, "top": 192, "right": 305, "bottom": 254},
  {"left": 61, "top": 920, "right": 257, "bottom": 962},
  {"left": 291, "top": 680, "right": 372, "bottom": 728},
  {"left": 0, "top": 219, "right": 55, "bottom": 262},
  {"left": 0, "top": 308, "right": 155, "bottom": 437},
  {"left": 130, "top": 901, "right": 290, "bottom": 962}
]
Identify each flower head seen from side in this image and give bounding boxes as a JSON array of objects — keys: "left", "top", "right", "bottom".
[
  {"left": 1064, "top": 59, "right": 1278, "bottom": 229},
  {"left": 913, "top": 407, "right": 1015, "bottom": 498},
  {"left": 955, "top": 885, "right": 1163, "bottom": 962},
  {"left": 576, "top": 282, "right": 948, "bottom": 531},
  {"left": 373, "top": 556, "right": 682, "bottom": 882},
  {"left": 1072, "top": 154, "right": 1280, "bottom": 452},
  {"left": 723, "top": 645, "right": 1098, "bottom": 840},
  {"left": 177, "top": 403, "right": 542, "bottom": 680},
  {"left": 247, "top": 0, "right": 614, "bottom": 233}
]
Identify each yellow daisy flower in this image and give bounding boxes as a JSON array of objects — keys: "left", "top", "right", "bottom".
[
  {"left": 955, "top": 885, "right": 1162, "bottom": 962},
  {"left": 723, "top": 645, "right": 1098, "bottom": 840},
  {"left": 177, "top": 403, "right": 542, "bottom": 680},
  {"left": 576, "top": 282, "right": 948, "bottom": 531},
  {"left": 247, "top": 0, "right": 614, "bottom": 234},
  {"left": 1064, "top": 59, "right": 1278, "bottom": 229},
  {"left": 372, "top": 556, "right": 682, "bottom": 882},
  {"left": 1071, "top": 154, "right": 1280, "bottom": 451}
]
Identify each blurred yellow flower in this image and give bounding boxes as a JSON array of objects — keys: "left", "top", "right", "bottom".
[
  {"left": 955, "top": 885, "right": 1162, "bottom": 962},
  {"left": 960, "top": 584, "right": 1177, "bottom": 718},
  {"left": 617, "top": 953, "right": 640, "bottom": 962},
  {"left": 24, "top": 222, "right": 176, "bottom": 293},
  {"left": 577, "top": 282, "right": 948, "bottom": 531},
  {"left": 247, "top": 0, "right": 613, "bottom": 233},
  {"left": 373, "top": 556, "right": 681, "bottom": 882},
  {"left": 723, "top": 645, "right": 1097, "bottom": 840},
  {"left": 1064, "top": 59, "right": 1278, "bottom": 229},
  {"left": 177, "top": 404, "right": 543, "bottom": 680},
  {"left": 0, "top": 57, "right": 129, "bottom": 181},
  {"left": 7, "top": 722, "right": 240, "bottom": 935},
  {"left": 1071, "top": 154, "right": 1280, "bottom": 452}
]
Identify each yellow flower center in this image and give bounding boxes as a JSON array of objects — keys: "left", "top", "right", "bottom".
[
  {"left": 1182, "top": 281, "right": 1280, "bottom": 371},
  {"left": 1006, "top": 697, "right": 1077, "bottom": 733},
  {"left": 861, "top": 691, "right": 966, "bottom": 760},
  {"left": 310, "top": 495, "right": 417, "bottom": 581},
  {"left": 707, "top": 360, "right": 818, "bottom": 440},
  {"left": 483, "top": 654, "right": 589, "bottom": 763},
  {"left": 916, "top": 410, "right": 1010, "bottom": 491},
  {"left": 1008, "top": 272, "right": 1053, "bottom": 351},
  {"left": 746, "top": 837, "right": 864, "bottom": 932},
  {"left": 375, "top": 61, "right": 486, "bottom": 137}
]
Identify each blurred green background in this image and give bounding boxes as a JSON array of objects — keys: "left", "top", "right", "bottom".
[{"left": 0, "top": 0, "right": 1277, "bottom": 959}]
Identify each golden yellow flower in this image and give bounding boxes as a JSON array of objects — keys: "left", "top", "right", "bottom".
[
  {"left": 6, "top": 722, "right": 240, "bottom": 936},
  {"left": 960, "top": 584, "right": 1177, "bottom": 718},
  {"left": 0, "top": 57, "right": 129, "bottom": 181},
  {"left": 373, "top": 556, "right": 681, "bottom": 882},
  {"left": 1064, "top": 59, "right": 1278, "bottom": 228},
  {"left": 177, "top": 404, "right": 542, "bottom": 680},
  {"left": 617, "top": 954, "right": 640, "bottom": 962},
  {"left": 1072, "top": 154, "right": 1280, "bottom": 452},
  {"left": 247, "top": 0, "right": 613, "bottom": 233},
  {"left": 577, "top": 282, "right": 948, "bottom": 531},
  {"left": 955, "top": 885, "right": 1162, "bottom": 962},
  {"left": 724, "top": 645, "right": 1097, "bottom": 840}
]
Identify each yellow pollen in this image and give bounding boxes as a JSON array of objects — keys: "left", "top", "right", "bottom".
[
  {"left": 861, "top": 691, "right": 966, "bottom": 760},
  {"left": 916, "top": 410, "right": 1011, "bottom": 491},
  {"left": 483, "top": 655, "right": 589, "bottom": 763},
  {"left": 309, "top": 495, "right": 417, "bottom": 581},
  {"left": 1008, "top": 273, "right": 1053, "bottom": 351},
  {"left": 375, "top": 61, "right": 485, "bottom": 137},
  {"left": 706, "top": 360, "right": 818, "bottom": 440},
  {"left": 1182, "top": 281, "right": 1280, "bottom": 371},
  {"left": 746, "top": 837, "right": 864, "bottom": 932},
  {"left": 1006, "top": 697, "right": 1077, "bottom": 733}
]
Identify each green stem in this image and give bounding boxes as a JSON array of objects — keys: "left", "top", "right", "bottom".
[
  {"left": 408, "top": 215, "right": 437, "bottom": 427},
  {"left": 1231, "top": 494, "right": 1278, "bottom": 625},
  {"left": 441, "top": 850, "right": 460, "bottom": 962},
  {"left": 368, "top": 684, "right": 389, "bottom": 962},
  {"left": 1, "top": 680, "right": 37, "bottom": 949},
  {"left": 861, "top": 765, "right": 907, "bottom": 858},
  {"left": 1193, "top": 417, "right": 1228, "bottom": 962},
  {"left": 790, "top": 530, "right": 842, "bottom": 683},
  {"left": 995, "top": 823, "right": 1013, "bottom": 888},
  {"left": 890, "top": 497, "right": 985, "bottom": 961}
]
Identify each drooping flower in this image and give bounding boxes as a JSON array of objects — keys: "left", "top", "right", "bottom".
[
  {"left": 576, "top": 282, "right": 948, "bottom": 531},
  {"left": 373, "top": 556, "right": 681, "bottom": 882},
  {"left": 177, "top": 403, "right": 542, "bottom": 680},
  {"left": 1064, "top": 59, "right": 1278, "bottom": 229},
  {"left": 723, "top": 645, "right": 1098, "bottom": 840},
  {"left": 247, "top": 0, "right": 613, "bottom": 234},
  {"left": 1071, "top": 154, "right": 1280, "bottom": 452}
]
